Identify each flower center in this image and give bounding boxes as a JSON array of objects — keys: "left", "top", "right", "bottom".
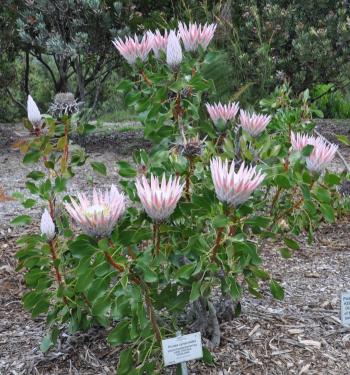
[{"left": 85, "top": 204, "right": 109, "bottom": 218}]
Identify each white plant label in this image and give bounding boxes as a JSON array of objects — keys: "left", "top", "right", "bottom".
[
  {"left": 341, "top": 291, "right": 350, "bottom": 326},
  {"left": 162, "top": 332, "right": 203, "bottom": 366}
]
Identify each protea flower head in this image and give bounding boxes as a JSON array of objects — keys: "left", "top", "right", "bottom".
[
  {"left": 112, "top": 34, "right": 152, "bottom": 65},
  {"left": 64, "top": 185, "right": 125, "bottom": 237},
  {"left": 179, "top": 134, "right": 206, "bottom": 158},
  {"left": 27, "top": 95, "right": 42, "bottom": 129},
  {"left": 178, "top": 22, "right": 217, "bottom": 52},
  {"left": 40, "top": 209, "right": 55, "bottom": 241},
  {"left": 239, "top": 110, "right": 271, "bottom": 137},
  {"left": 290, "top": 131, "right": 314, "bottom": 151},
  {"left": 49, "top": 92, "right": 83, "bottom": 118},
  {"left": 166, "top": 30, "right": 183, "bottom": 69},
  {"left": 206, "top": 102, "right": 240, "bottom": 125},
  {"left": 210, "top": 157, "right": 265, "bottom": 207},
  {"left": 148, "top": 29, "right": 168, "bottom": 58},
  {"left": 135, "top": 174, "right": 184, "bottom": 222},
  {"left": 290, "top": 132, "right": 338, "bottom": 172}
]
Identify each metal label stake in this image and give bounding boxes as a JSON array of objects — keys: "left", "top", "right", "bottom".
[{"left": 176, "top": 331, "right": 188, "bottom": 375}]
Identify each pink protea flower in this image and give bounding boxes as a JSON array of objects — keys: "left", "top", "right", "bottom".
[
  {"left": 135, "top": 174, "right": 184, "bottom": 222},
  {"left": 166, "top": 30, "right": 182, "bottom": 68},
  {"left": 112, "top": 34, "right": 152, "bottom": 65},
  {"left": 27, "top": 95, "right": 42, "bottom": 128},
  {"left": 148, "top": 29, "right": 168, "bottom": 58},
  {"left": 290, "top": 132, "right": 338, "bottom": 172},
  {"left": 239, "top": 110, "right": 271, "bottom": 137},
  {"left": 290, "top": 131, "right": 314, "bottom": 151},
  {"left": 64, "top": 185, "right": 125, "bottom": 237},
  {"left": 210, "top": 157, "right": 265, "bottom": 207},
  {"left": 40, "top": 209, "right": 55, "bottom": 241},
  {"left": 178, "top": 22, "right": 217, "bottom": 52},
  {"left": 206, "top": 102, "right": 240, "bottom": 124}
]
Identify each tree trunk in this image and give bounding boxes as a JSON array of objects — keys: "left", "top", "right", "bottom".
[{"left": 75, "top": 56, "right": 85, "bottom": 101}]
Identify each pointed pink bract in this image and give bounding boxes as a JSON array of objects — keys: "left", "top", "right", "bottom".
[
  {"left": 290, "top": 132, "right": 338, "bottom": 172},
  {"left": 178, "top": 22, "right": 217, "bottom": 52},
  {"left": 135, "top": 174, "right": 184, "bottom": 221},
  {"left": 64, "top": 185, "right": 125, "bottom": 237},
  {"left": 112, "top": 34, "right": 152, "bottom": 65},
  {"left": 206, "top": 102, "right": 240, "bottom": 124},
  {"left": 239, "top": 110, "right": 271, "bottom": 137},
  {"left": 210, "top": 157, "right": 265, "bottom": 206}
]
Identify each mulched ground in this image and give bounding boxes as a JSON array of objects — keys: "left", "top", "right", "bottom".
[{"left": 1, "top": 120, "right": 350, "bottom": 375}]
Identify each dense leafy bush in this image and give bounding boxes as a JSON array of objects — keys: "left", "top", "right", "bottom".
[
  {"left": 14, "top": 22, "right": 348, "bottom": 373},
  {"left": 312, "top": 84, "right": 350, "bottom": 119},
  {"left": 2, "top": 0, "right": 350, "bottom": 122}
]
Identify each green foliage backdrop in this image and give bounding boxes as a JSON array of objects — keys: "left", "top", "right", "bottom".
[{"left": 1, "top": 0, "right": 349, "bottom": 122}]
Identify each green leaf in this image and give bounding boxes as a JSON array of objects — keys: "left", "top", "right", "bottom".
[
  {"left": 279, "top": 247, "right": 292, "bottom": 259},
  {"left": 189, "top": 74, "right": 210, "bottom": 91},
  {"left": 270, "top": 279, "right": 284, "bottom": 300},
  {"left": 174, "top": 264, "right": 195, "bottom": 281},
  {"left": 40, "top": 329, "right": 58, "bottom": 353},
  {"left": 118, "top": 161, "right": 137, "bottom": 178},
  {"left": 202, "top": 347, "right": 214, "bottom": 364},
  {"left": 212, "top": 215, "right": 229, "bottom": 228},
  {"left": 274, "top": 175, "right": 291, "bottom": 189},
  {"left": 54, "top": 176, "right": 67, "bottom": 192},
  {"left": 108, "top": 320, "right": 130, "bottom": 345},
  {"left": 69, "top": 236, "right": 97, "bottom": 258},
  {"left": 283, "top": 238, "right": 300, "bottom": 250},
  {"left": 117, "top": 348, "right": 134, "bottom": 375},
  {"left": 27, "top": 171, "right": 45, "bottom": 180},
  {"left": 91, "top": 161, "right": 107, "bottom": 176},
  {"left": 75, "top": 269, "right": 94, "bottom": 292},
  {"left": 336, "top": 134, "right": 350, "bottom": 146},
  {"left": 11, "top": 215, "right": 32, "bottom": 226},
  {"left": 314, "top": 187, "right": 331, "bottom": 203},
  {"left": 23, "top": 150, "right": 41, "bottom": 164},
  {"left": 320, "top": 203, "right": 335, "bottom": 223},
  {"left": 116, "top": 80, "right": 134, "bottom": 93},
  {"left": 324, "top": 173, "right": 341, "bottom": 186},
  {"left": 22, "top": 199, "right": 36, "bottom": 208},
  {"left": 190, "top": 281, "right": 201, "bottom": 302},
  {"left": 143, "top": 268, "right": 158, "bottom": 283},
  {"left": 302, "top": 144, "right": 314, "bottom": 157},
  {"left": 92, "top": 296, "right": 111, "bottom": 318}
]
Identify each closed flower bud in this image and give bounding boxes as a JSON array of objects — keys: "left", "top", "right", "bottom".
[
  {"left": 166, "top": 30, "right": 182, "bottom": 69},
  {"left": 40, "top": 209, "right": 55, "bottom": 241},
  {"left": 27, "top": 95, "right": 42, "bottom": 129}
]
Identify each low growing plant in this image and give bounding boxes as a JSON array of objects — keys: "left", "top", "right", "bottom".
[{"left": 14, "top": 22, "right": 348, "bottom": 373}]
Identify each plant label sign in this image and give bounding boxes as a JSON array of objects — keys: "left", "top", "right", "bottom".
[
  {"left": 162, "top": 332, "right": 203, "bottom": 366},
  {"left": 341, "top": 292, "right": 350, "bottom": 326}
]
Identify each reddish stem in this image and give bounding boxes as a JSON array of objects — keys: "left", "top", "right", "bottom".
[
  {"left": 104, "top": 250, "right": 161, "bottom": 343},
  {"left": 211, "top": 227, "right": 225, "bottom": 262},
  {"left": 141, "top": 70, "right": 152, "bottom": 86},
  {"left": 49, "top": 240, "right": 67, "bottom": 304},
  {"left": 184, "top": 157, "right": 194, "bottom": 199}
]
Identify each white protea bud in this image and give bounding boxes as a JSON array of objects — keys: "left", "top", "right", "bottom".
[
  {"left": 40, "top": 209, "right": 56, "bottom": 241},
  {"left": 27, "top": 95, "right": 42, "bottom": 128},
  {"left": 166, "top": 30, "right": 182, "bottom": 69}
]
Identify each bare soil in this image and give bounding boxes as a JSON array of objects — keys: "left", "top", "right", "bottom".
[{"left": 1, "top": 120, "right": 350, "bottom": 375}]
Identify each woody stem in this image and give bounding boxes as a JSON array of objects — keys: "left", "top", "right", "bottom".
[
  {"left": 104, "top": 249, "right": 161, "bottom": 343},
  {"left": 49, "top": 239, "right": 67, "bottom": 304},
  {"left": 211, "top": 227, "right": 225, "bottom": 262},
  {"left": 141, "top": 282, "right": 162, "bottom": 344}
]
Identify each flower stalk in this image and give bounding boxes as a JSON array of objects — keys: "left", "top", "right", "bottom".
[{"left": 49, "top": 239, "right": 67, "bottom": 304}]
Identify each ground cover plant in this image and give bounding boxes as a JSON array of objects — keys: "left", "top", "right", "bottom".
[{"left": 13, "top": 22, "right": 349, "bottom": 374}]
